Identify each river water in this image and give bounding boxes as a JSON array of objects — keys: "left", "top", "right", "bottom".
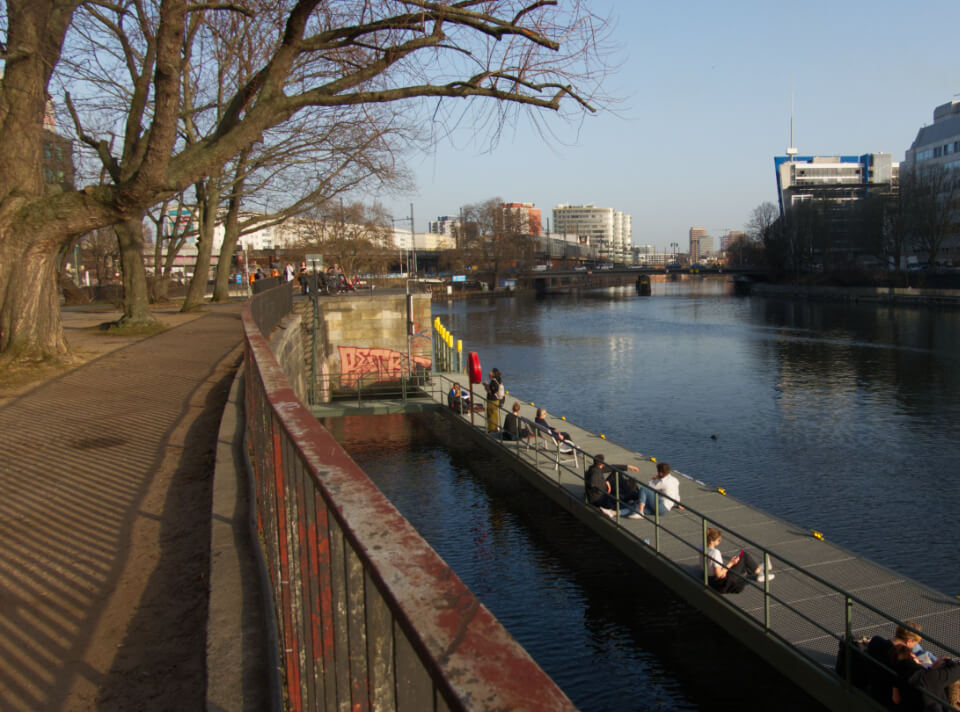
[{"left": 324, "top": 277, "right": 960, "bottom": 711}]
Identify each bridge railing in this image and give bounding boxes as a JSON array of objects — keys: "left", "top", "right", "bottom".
[
  {"left": 242, "top": 286, "right": 575, "bottom": 711},
  {"left": 426, "top": 373, "right": 960, "bottom": 709}
]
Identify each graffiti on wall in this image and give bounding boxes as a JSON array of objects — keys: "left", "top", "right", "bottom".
[{"left": 338, "top": 346, "right": 432, "bottom": 386}]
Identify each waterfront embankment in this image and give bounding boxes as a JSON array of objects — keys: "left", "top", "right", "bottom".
[{"left": 748, "top": 281, "right": 960, "bottom": 306}]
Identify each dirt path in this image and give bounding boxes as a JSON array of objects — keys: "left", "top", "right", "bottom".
[{"left": 0, "top": 305, "right": 243, "bottom": 711}]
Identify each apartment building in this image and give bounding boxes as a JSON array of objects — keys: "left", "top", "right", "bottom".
[{"left": 552, "top": 203, "right": 632, "bottom": 261}]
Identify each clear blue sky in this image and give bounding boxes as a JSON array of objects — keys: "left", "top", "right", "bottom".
[{"left": 376, "top": 0, "right": 959, "bottom": 252}]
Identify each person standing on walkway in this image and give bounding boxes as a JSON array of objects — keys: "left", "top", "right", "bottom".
[
  {"left": 491, "top": 367, "right": 506, "bottom": 406},
  {"left": 484, "top": 371, "right": 501, "bottom": 432}
]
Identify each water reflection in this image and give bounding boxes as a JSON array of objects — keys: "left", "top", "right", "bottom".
[{"left": 433, "top": 279, "right": 960, "bottom": 594}]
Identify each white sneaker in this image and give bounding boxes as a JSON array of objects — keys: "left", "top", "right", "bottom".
[
  {"left": 626, "top": 511, "right": 643, "bottom": 520},
  {"left": 756, "top": 572, "right": 775, "bottom": 583},
  {"left": 599, "top": 507, "right": 617, "bottom": 519}
]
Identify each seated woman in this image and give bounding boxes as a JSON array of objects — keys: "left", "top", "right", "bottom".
[
  {"left": 448, "top": 383, "right": 466, "bottom": 413},
  {"left": 704, "top": 527, "right": 773, "bottom": 593},
  {"left": 534, "top": 408, "right": 569, "bottom": 441},
  {"left": 502, "top": 402, "right": 532, "bottom": 441}
]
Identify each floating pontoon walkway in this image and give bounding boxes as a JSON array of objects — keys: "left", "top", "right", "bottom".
[{"left": 419, "top": 372, "right": 960, "bottom": 712}]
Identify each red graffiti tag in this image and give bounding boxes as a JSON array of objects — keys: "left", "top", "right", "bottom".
[{"left": 338, "top": 346, "right": 432, "bottom": 386}]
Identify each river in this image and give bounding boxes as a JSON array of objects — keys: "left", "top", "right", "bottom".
[{"left": 324, "top": 277, "right": 960, "bottom": 710}]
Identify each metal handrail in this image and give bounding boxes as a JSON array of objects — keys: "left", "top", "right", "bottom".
[
  {"left": 427, "top": 372, "right": 960, "bottom": 670},
  {"left": 242, "top": 305, "right": 576, "bottom": 710}
]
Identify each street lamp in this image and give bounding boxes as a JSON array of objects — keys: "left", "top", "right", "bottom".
[{"left": 390, "top": 215, "right": 413, "bottom": 276}]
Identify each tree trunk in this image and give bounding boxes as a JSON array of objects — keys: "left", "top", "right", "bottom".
[
  {"left": 115, "top": 216, "right": 156, "bottom": 324},
  {"left": 0, "top": 234, "right": 68, "bottom": 363},
  {"left": 182, "top": 179, "right": 220, "bottom": 311},
  {"left": 211, "top": 152, "right": 249, "bottom": 303},
  {"left": 211, "top": 219, "right": 239, "bottom": 302}
]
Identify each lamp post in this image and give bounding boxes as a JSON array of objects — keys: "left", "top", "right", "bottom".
[{"left": 390, "top": 215, "right": 414, "bottom": 276}]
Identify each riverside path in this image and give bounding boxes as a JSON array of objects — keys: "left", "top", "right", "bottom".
[{"left": 0, "top": 306, "right": 243, "bottom": 712}]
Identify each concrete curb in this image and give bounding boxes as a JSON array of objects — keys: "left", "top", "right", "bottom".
[{"left": 206, "top": 366, "right": 280, "bottom": 712}]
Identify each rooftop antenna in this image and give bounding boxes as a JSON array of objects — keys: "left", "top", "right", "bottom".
[{"left": 786, "top": 77, "right": 798, "bottom": 159}]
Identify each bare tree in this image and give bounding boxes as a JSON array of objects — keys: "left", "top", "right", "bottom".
[
  {"left": 902, "top": 165, "right": 960, "bottom": 268},
  {"left": 0, "top": 0, "right": 613, "bottom": 362}
]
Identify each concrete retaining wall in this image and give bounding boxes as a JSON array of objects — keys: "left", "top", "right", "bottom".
[{"left": 751, "top": 282, "right": 960, "bottom": 306}]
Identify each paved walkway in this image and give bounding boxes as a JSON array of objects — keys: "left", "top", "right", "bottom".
[{"left": 0, "top": 306, "right": 244, "bottom": 711}]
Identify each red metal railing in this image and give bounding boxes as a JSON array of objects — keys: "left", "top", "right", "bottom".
[{"left": 242, "top": 290, "right": 575, "bottom": 711}]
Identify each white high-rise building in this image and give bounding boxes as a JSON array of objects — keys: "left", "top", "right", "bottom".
[
  {"left": 552, "top": 204, "right": 632, "bottom": 261},
  {"left": 428, "top": 215, "right": 460, "bottom": 236}
]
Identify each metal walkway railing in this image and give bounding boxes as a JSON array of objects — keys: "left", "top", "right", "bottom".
[
  {"left": 243, "top": 285, "right": 576, "bottom": 711},
  {"left": 423, "top": 371, "right": 960, "bottom": 712}
]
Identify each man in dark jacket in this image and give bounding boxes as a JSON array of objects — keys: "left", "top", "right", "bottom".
[
  {"left": 585, "top": 454, "right": 640, "bottom": 518},
  {"left": 890, "top": 645, "right": 960, "bottom": 712}
]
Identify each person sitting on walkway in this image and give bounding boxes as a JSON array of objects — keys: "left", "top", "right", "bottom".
[
  {"left": 888, "top": 642, "right": 960, "bottom": 712},
  {"left": 448, "top": 383, "right": 466, "bottom": 413},
  {"left": 869, "top": 621, "right": 960, "bottom": 711},
  {"left": 635, "top": 462, "right": 684, "bottom": 517},
  {"left": 585, "top": 454, "right": 640, "bottom": 519},
  {"left": 502, "top": 402, "right": 532, "bottom": 442},
  {"left": 704, "top": 527, "right": 773, "bottom": 594},
  {"left": 534, "top": 408, "right": 569, "bottom": 442}
]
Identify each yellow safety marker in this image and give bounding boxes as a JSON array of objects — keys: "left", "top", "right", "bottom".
[
  {"left": 811, "top": 530, "right": 825, "bottom": 541},
  {"left": 457, "top": 340, "right": 462, "bottom": 353},
  {"left": 717, "top": 487, "right": 726, "bottom": 496}
]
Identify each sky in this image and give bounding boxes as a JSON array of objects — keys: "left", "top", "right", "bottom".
[{"left": 375, "top": 0, "right": 960, "bottom": 253}]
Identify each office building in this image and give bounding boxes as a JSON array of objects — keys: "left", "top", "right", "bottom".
[
  {"left": 689, "top": 227, "right": 708, "bottom": 263},
  {"left": 903, "top": 100, "right": 960, "bottom": 265},
  {"left": 904, "top": 100, "right": 960, "bottom": 171},
  {"left": 774, "top": 153, "right": 897, "bottom": 218},
  {"left": 552, "top": 204, "right": 632, "bottom": 261},
  {"left": 428, "top": 215, "right": 460, "bottom": 236}
]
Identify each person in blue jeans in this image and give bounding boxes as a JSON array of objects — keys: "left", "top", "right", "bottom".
[{"left": 636, "top": 462, "right": 684, "bottom": 517}]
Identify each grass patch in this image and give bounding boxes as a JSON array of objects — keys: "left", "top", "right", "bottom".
[
  {"left": 95, "top": 320, "right": 169, "bottom": 338},
  {"left": 0, "top": 359, "right": 68, "bottom": 397}
]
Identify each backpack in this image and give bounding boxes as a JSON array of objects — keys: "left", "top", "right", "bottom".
[{"left": 834, "top": 635, "right": 872, "bottom": 690}]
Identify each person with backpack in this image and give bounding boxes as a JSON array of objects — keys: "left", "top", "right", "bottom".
[
  {"left": 491, "top": 367, "right": 506, "bottom": 406},
  {"left": 585, "top": 454, "right": 640, "bottom": 519}
]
